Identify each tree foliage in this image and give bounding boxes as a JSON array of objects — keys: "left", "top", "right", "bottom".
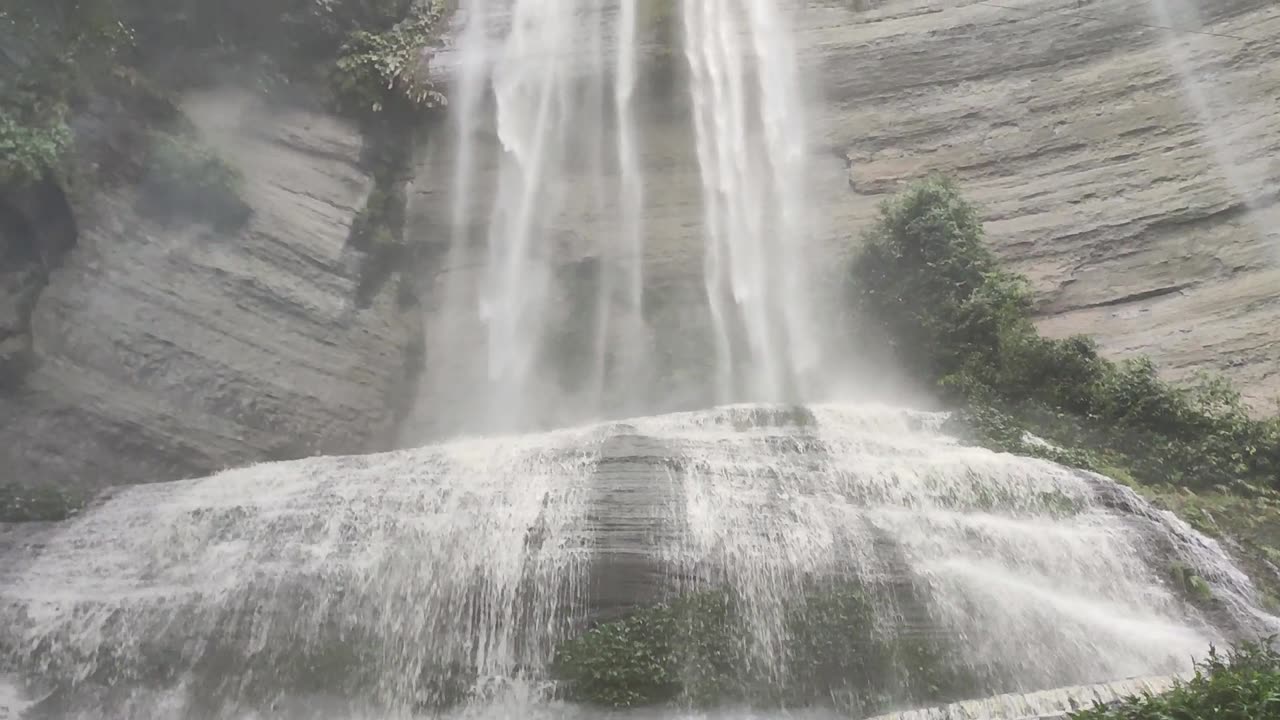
[
  {"left": 331, "top": 2, "right": 447, "bottom": 120},
  {"left": 852, "top": 176, "right": 1280, "bottom": 492},
  {"left": 0, "top": 0, "right": 133, "bottom": 186}
]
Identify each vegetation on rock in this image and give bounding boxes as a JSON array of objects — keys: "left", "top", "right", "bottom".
[
  {"left": 324, "top": 1, "right": 446, "bottom": 306},
  {"left": 0, "top": 1, "right": 133, "bottom": 187},
  {"left": 1143, "top": 485, "right": 1280, "bottom": 611},
  {"left": 553, "top": 583, "right": 978, "bottom": 714},
  {"left": 139, "top": 131, "right": 250, "bottom": 229},
  {"left": 331, "top": 1, "right": 447, "bottom": 121},
  {"left": 1069, "top": 641, "right": 1280, "bottom": 720},
  {"left": 853, "top": 176, "right": 1280, "bottom": 647},
  {"left": 851, "top": 176, "right": 1280, "bottom": 494},
  {"left": 0, "top": 105, "right": 72, "bottom": 188}
]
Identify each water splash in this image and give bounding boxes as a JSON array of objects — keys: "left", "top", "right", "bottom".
[
  {"left": 6, "top": 404, "right": 1263, "bottom": 718},
  {"left": 0, "top": 428, "right": 601, "bottom": 718},
  {"left": 637, "top": 404, "right": 1276, "bottom": 695}
]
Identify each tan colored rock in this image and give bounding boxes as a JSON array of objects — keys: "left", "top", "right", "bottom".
[
  {"left": 801, "top": 0, "right": 1280, "bottom": 410},
  {"left": 0, "top": 89, "right": 418, "bottom": 488}
]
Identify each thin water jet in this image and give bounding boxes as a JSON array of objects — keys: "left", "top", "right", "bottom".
[{"left": 1147, "top": 0, "right": 1279, "bottom": 248}]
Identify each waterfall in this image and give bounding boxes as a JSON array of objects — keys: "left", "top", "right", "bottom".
[
  {"left": 4, "top": 2, "right": 1276, "bottom": 719},
  {"left": 2, "top": 404, "right": 1276, "bottom": 718},
  {"left": 681, "top": 0, "right": 818, "bottom": 404},
  {"left": 423, "top": 0, "right": 654, "bottom": 435},
  {"left": 412, "top": 0, "right": 827, "bottom": 437}
]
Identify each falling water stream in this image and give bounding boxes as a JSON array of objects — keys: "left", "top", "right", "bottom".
[{"left": 415, "top": 0, "right": 828, "bottom": 436}]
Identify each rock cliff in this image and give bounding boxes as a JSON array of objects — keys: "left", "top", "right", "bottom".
[
  {"left": 0, "top": 87, "right": 419, "bottom": 489},
  {"left": 804, "top": 0, "right": 1280, "bottom": 410}
]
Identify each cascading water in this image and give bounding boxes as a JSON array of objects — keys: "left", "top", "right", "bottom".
[
  {"left": 420, "top": 0, "right": 653, "bottom": 435},
  {"left": 2, "top": 405, "right": 1276, "bottom": 718},
  {"left": 413, "top": 0, "right": 827, "bottom": 436},
  {"left": 0, "top": 428, "right": 603, "bottom": 718}
]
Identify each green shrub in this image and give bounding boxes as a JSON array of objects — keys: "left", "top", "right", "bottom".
[
  {"left": 139, "top": 131, "right": 250, "bottom": 229},
  {"left": 1070, "top": 641, "right": 1280, "bottom": 720},
  {"left": 331, "top": 2, "right": 446, "bottom": 121},
  {"left": 552, "top": 590, "right": 741, "bottom": 708},
  {"left": 851, "top": 175, "right": 1034, "bottom": 385},
  {"left": 552, "top": 584, "right": 967, "bottom": 713},
  {"left": 0, "top": 109, "right": 71, "bottom": 187},
  {"left": 1, "top": 0, "right": 133, "bottom": 186},
  {"left": 854, "top": 176, "right": 1280, "bottom": 492}
]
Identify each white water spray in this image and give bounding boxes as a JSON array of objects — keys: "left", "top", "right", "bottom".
[
  {"left": 414, "top": 0, "right": 828, "bottom": 436},
  {"left": 3, "top": 404, "right": 1275, "bottom": 718},
  {"left": 682, "top": 0, "right": 819, "bottom": 405}
]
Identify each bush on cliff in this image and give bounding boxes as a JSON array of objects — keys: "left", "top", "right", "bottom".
[
  {"left": 1069, "top": 641, "right": 1280, "bottom": 720},
  {"left": 850, "top": 176, "right": 1280, "bottom": 492},
  {"left": 331, "top": 1, "right": 447, "bottom": 121},
  {"left": 138, "top": 131, "right": 250, "bottom": 229},
  {"left": 1, "top": 0, "right": 132, "bottom": 187}
]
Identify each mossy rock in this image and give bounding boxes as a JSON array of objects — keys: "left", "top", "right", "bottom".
[
  {"left": 1146, "top": 488, "right": 1280, "bottom": 605},
  {"left": 137, "top": 131, "right": 250, "bottom": 230},
  {"left": 0, "top": 483, "right": 89, "bottom": 522},
  {"left": 1168, "top": 563, "right": 1215, "bottom": 605},
  {"left": 552, "top": 583, "right": 973, "bottom": 713}
]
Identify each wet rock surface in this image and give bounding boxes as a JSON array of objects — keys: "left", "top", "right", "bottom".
[{"left": 0, "top": 88, "right": 418, "bottom": 489}]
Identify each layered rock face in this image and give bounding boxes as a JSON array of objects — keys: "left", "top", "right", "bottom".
[
  {"left": 802, "top": 0, "right": 1280, "bottom": 409},
  {"left": 0, "top": 88, "right": 418, "bottom": 489}
]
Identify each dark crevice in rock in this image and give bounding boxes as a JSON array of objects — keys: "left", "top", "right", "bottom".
[
  {"left": 347, "top": 114, "right": 432, "bottom": 310},
  {"left": 1056, "top": 282, "right": 1196, "bottom": 313},
  {"left": 0, "top": 177, "right": 77, "bottom": 388},
  {"left": 345, "top": 108, "right": 448, "bottom": 450},
  {"left": 383, "top": 326, "right": 427, "bottom": 451},
  {"left": 1145, "top": 200, "right": 1257, "bottom": 232}
]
